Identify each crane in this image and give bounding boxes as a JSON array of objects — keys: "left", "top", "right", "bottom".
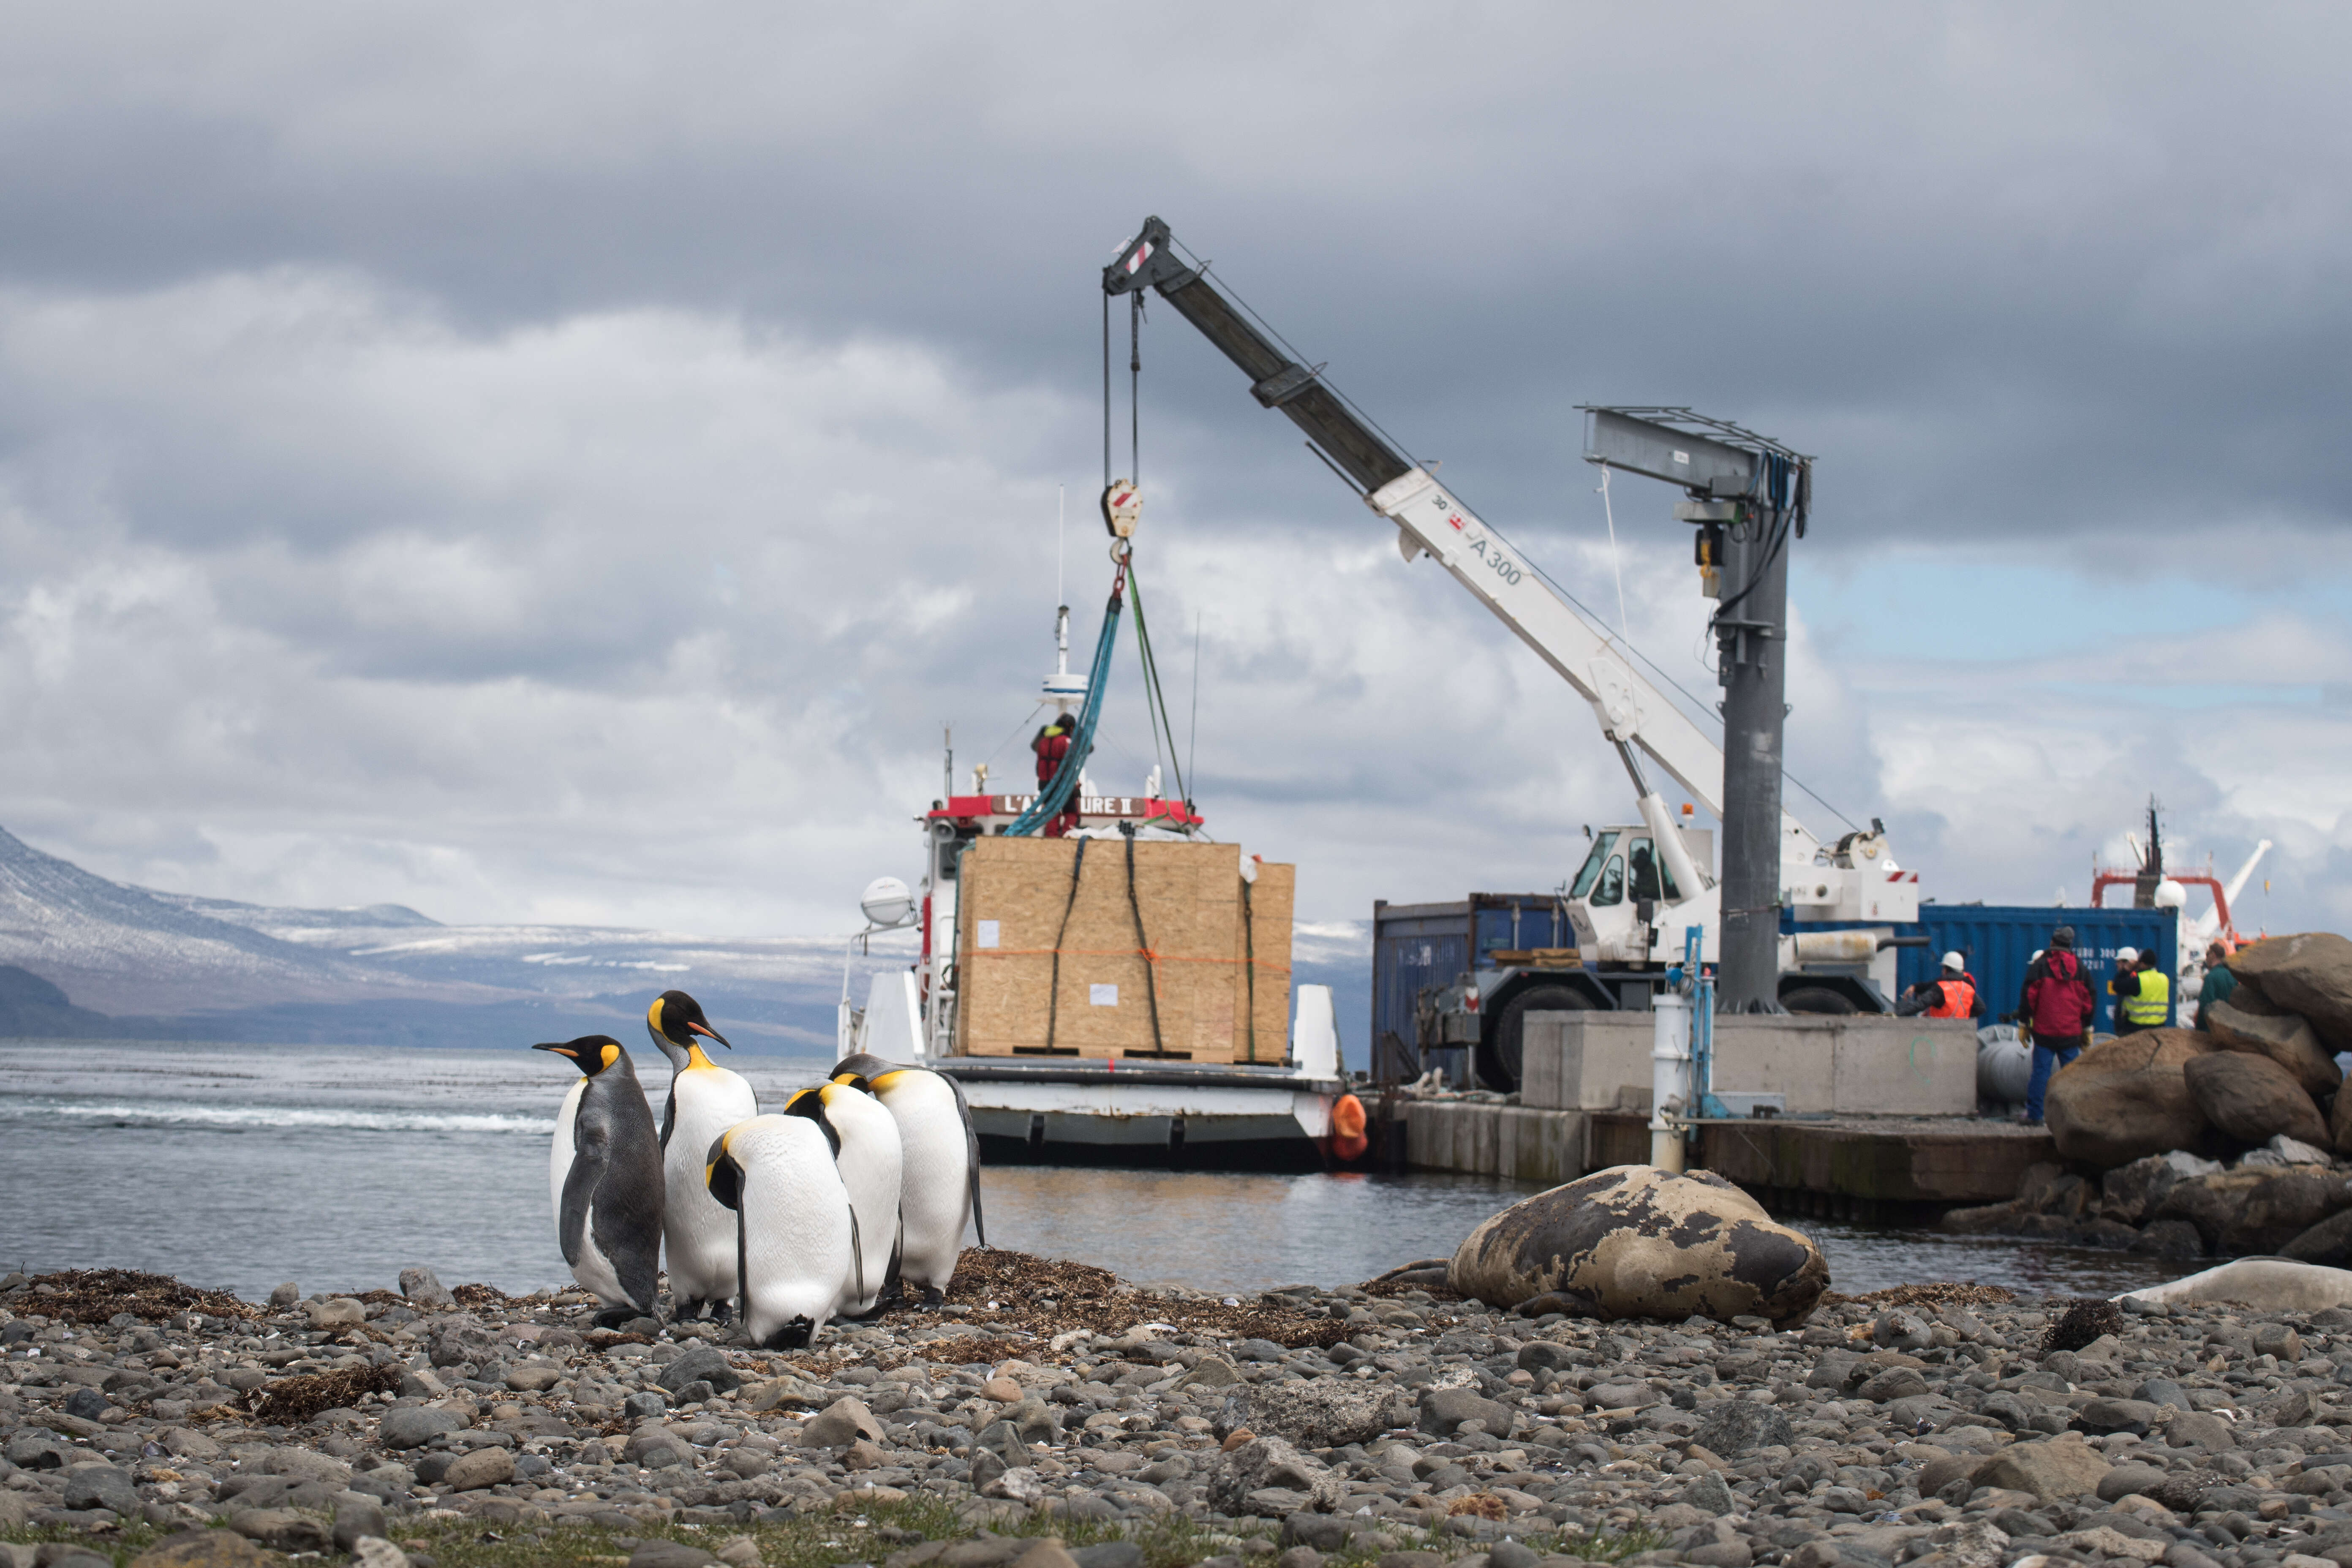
[{"left": 1102, "top": 216, "right": 1922, "bottom": 1079}]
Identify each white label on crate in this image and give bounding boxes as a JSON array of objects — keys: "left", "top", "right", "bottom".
[
  {"left": 976, "top": 920, "right": 999, "bottom": 950},
  {"left": 1089, "top": 984, "right": 1119, "bottom": 1006}
]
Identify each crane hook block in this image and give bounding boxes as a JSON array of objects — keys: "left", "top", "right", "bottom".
[{"left": 1101, "top": 479, "right": 1142, "bottom": 539}]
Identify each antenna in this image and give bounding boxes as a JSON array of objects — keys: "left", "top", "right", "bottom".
[
  {"left": 1187, "top": 612, "right": 1202, "bottom": 808},
  {"left": 942, "top": 724, "right": 953, "bottom": 799},
  {"left": 1056, "top": 484, "right": 1066, "bottom": 610}
]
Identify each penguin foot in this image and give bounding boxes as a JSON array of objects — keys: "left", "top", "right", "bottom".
[
  {"left": 591, "top": 1307, "right": 635, "bottom": 1330},
  {"left": 710, "top": 1301, "right": 734, "bottom": 1327},
  {"left": 760, "top": 1317, "right": 816, "bottom": 1350},
  {"left": 919, "top": 1286, "right": 945, "bottom": 1308}
]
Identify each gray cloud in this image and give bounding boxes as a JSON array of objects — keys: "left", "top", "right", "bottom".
[{"left": 0, "top": 0, "right": 2336, "bottom": 993}]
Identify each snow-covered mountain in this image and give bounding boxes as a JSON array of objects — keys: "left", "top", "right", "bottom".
[{"left": 0, "top": 827, "right": 879, "bottom": 1050}]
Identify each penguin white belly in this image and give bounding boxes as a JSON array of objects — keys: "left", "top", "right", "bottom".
[
  {"left": 549, "top": 1077, "right": 629, "bottom": 1307},
  {"left": 733, "top": 1116, "right": 856, "bottom": 1344},
  {"left": 826, "top": 1091, "right": 903, "bottom": 1316},
  {"left": 662, "top": 1067, "right": 759, "bottom": 1307},
  {"left": 881, "top": 1075, "right": 972, "bottom": 1292},
  {"left": 571, "top": 1224, "right": 628, "bottom": 1306},
  {"left": 550, "top": 1078, "right": 585, "bottom": 1234}
]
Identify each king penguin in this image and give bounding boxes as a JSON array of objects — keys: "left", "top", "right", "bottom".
[
  {"left": 833, "top": 1052, "right": 984, "bottom": 1303},
  {"left": 645, "top": 990, "right": 758, "bottom": 1322},
  {"left": 783, "top": 1078, "right": 901, "bottom": 1317},
  {"left": 534, "top": 1035, "right": 665, "bottom": 1328},
  {"left": 703, "top": 1113, "right": 856, "bottom": 1348}
]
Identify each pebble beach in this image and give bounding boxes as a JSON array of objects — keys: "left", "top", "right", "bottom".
[{"left": 5, "top": 1252, "right": 2349, "bottom": 1568}]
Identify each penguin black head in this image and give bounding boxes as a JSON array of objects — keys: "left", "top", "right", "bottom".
[
  {"left": 648, "top": 990, "right": 731, "bottom": 1051},
  {"left": 827, "top": 1069, "right": 876, "bottom": 1094},
  {"left": 704, "top": 1128, "right": 744, "bottom": 1211},
  {"left": 783, "top": 1086, "right": 843, "bottom": 1156},
  {"left": 534, "top": 1035, "right": 625, "bottom": 1076}
]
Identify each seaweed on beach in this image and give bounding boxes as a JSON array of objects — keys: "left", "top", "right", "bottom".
[
  {"left": 451, "top": 1282, "right": 515, "bottom": 1308},
  {"left": 16, "top": 1268, "right": 260, "bottom": 1325},
  {"left": 2043, "top": 1295, "right": 2124, "bottom": 1353},
  {"left": 243, "top": 1362, "right": 405, "bottom": 1425},
  {"left": 878, "top": 1249, "right": 1350, "bottom": 1350},
  {"left": 1828, "top": 1282, "right": 2017, "bottom": 1309}
]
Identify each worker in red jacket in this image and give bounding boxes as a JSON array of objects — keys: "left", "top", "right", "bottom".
[
  {"left": 1031, "top": 713, "right": 1081, "bottom": 838},
  {"left": 2018, "top": 926, "right": 2096, "bottom": 1125}
]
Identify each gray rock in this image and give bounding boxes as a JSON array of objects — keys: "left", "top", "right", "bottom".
[
  {"left": 622, "top": 1390, "right": 668, "bottom": 1421},
  {"left": 656, "top": 1346, "right": 742, "bottom": 1396},
  {"left": 334, "top": 1494, "right": 389, "bottom": 1552},
  {"left": 1071, "top": 1545, "right": 1145, "bottom": 1568},
  {"left": 1208, "top": 1435, "right": 1345, "bottom": 1516},
  {"left": 1516, "top": 1342, "right": 1574, "bottom": 1374},
  {"left": 5, "top": 1434, "right": 71, "bottom": 1470},
  {"left": 2079, "top": 1397, "right": 2159, "bottom": 1436},
  {"left": 2096, "top": 1464, "right": 2167, "bottom": 1502},
  {"left": 1682, "top": 1470, "right": 1737, "bottom": 1514},
  {"left": 229, "top": 1508, "right": 332, "bottom": 1552},
  {"left": 60, "top": 1387, "right": 110, "bottom": 1421},
  {"left": 1223, "top": 1380, "right": 1416, "bottom": 1447},
  {"left": 378, "top": 1405, "right": 466, "bottom": 1449},
  {"left": 628, "top": 1546, "right": 721, "bottom": 1568},
  {"left": 351, "top": 1541, "right": 412, "bottom": 1568},
  {"left": 442, "top": 1447, "right": 513, "bottom": 1491},
  {"left": 1871, "top": 1310, "right": 1932, "bottom": 1351},
  {"left": 398, "top": 1267, "right": 455, "bottom": 1311},
  {"left": 1587, "top": 1380, "right": 1657, "bottom": 1409},
  {"left": 801, "top": 1396, "right": 884, "bottom": 1449},
  {"left": 427, "top": 1315, "right": 497, "bottom": 1368},
  {"left": 61, "top": 1464, "right": 139, "bottom": 1515},
  {"left": 1692, "top": 1400, "right": 1795, "bottom": 1458},
  {"left": 1418, "top": 1385, "right": 1517, "bottom": 1437},
  {"left": 268, "top": 1282, "right": 299, "bottom": 1308},
  {"left": 1854, "top": 1367, "right": 1931, "bottom": 1402}
]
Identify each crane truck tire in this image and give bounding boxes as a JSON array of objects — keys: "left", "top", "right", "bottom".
[
  {"left": 1780, "top": 986, "right": 1857, "bottom": 1016},
  {"left": 1480, "top": 985, "right": 1590, "bottom": 1092}
]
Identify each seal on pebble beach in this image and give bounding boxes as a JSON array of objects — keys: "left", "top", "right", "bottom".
[{"left": 1448, "top": 1164, "right": 1829, "bottom": 1326}]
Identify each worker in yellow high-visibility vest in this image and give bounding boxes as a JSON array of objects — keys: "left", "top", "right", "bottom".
[{"left": 2109, "top": 947, "right": 2172, "bottom": 1034}]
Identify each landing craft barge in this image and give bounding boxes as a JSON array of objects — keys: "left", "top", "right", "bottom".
[{"left": 837, "top": 772, "right": 1356, "bottom": 1171}]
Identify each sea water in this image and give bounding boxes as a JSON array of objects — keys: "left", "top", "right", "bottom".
[{"left": 0, "top": 1040, "right": 2178, "bottom": 1303}]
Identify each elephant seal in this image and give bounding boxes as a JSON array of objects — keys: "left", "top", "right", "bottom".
[
  {"left": 1449, "top": 1165, "right": 1829, "bottom": 1327},
  {"left": 2118, "top": 1258, "right": 2352, "bottom": 1312}
]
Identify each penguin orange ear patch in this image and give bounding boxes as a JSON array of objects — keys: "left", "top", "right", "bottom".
[{"left": 600, "top": 1043, "right": 621, "bottom": 1070}]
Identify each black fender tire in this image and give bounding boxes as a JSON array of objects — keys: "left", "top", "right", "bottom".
[
  {"left": 1781, "top": 985, "right": 1858, "bottom": 1015},
  {"left": 1477, "top": 984, "right": 1592, "bottom": 1092}
]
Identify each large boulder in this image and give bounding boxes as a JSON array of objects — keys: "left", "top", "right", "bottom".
[
  {"left": 2181, "top": 1052, "right": 2330, "bottom": 1148},
  {"left": 2231, "top": 934, "right": 2352, "bottom": 1051},
  {"left": 1448, "top": 1164, "right": 1827, "bottom": 1327},
  {"left": 2153, "top": 1165, "right": 2352, "bottom": 1255},
  {"left": 2099, "top": 1151, "right": 2223, "bottom": 1225},
  {"left": 2204, "top": 999, "right": 2341, "bottom": 1100},
  {"left": 2046, "top": 1030, "right": 2216, "bottom": 1167}
]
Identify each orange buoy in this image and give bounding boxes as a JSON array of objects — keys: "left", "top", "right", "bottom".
[{"left": 1330, "top": 1092, "right": 1368, "bottom": 1161}]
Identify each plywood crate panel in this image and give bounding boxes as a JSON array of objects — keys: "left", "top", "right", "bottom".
[{"left": 955, "top": 837, "right": 1294, "bottom": 1062}]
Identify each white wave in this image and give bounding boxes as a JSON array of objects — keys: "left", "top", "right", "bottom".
[{"left": 4, "top": 1100, "right": 553, "bottom": 1135}]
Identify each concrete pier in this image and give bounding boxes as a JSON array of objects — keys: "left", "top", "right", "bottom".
[{"left": 1399, "top": 1011, "right": 2051, "bottom": 1211}]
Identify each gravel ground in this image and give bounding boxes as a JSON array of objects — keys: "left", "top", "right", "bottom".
[{"left": 6, "top": 1257, "right": 2352, "bottom": 1568}]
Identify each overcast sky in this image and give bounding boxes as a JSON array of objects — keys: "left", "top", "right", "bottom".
[{"left": 0, "top": 2, "right": 2343, "bottom": 949}]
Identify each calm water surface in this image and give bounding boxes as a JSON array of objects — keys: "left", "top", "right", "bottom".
[{"left": 0, "top": 1040, "right": 2174, "bottom": 1302}]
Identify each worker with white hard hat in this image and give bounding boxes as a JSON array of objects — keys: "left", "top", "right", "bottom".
[
  {"left": 2110, "top": 944, "right": 2171, "bottom": 1034},
  {"left": 1895, "top": 950, "right": 1982, "bottom": 1020}
]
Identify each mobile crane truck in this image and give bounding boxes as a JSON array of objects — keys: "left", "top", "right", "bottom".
[{"left": 1103, "top": 217, "right": 1925, "bottom": 1090}]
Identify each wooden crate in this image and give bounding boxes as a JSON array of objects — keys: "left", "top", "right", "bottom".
[{"left": 954, "top": 837, "right": 1294, "bottom": 1062}]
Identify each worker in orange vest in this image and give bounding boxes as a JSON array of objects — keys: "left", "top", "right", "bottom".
[{"left": 1897, "top": 952, "right": 1982, "bottom": 1019}]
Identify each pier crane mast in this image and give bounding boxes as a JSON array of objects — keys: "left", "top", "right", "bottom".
[{"left": 1103, "top": 217, "right": 1922, "bottom": 1075}]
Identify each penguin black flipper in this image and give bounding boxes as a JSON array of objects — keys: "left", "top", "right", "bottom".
[
  {"left": 945, "top": 1070, "right": 988, "bottom": 1248},
  {"left": 558, "top": 1113, "right": 608, "bottom": 1268},
  {"left": 659, "top": 1085, "right": 678, "bottom": 1150}
]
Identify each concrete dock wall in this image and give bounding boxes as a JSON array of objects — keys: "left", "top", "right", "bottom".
[
  {"left": 1519, "top": 1013, "right": 1978, "bottom": 1117},
  {"left": 1406, "top": 1101, "right": 1588, "bottom": 1186}
]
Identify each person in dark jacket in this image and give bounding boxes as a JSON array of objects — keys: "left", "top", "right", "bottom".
[
  {"left": 2019, "top": 926, "right": 2096, "bottom": 1124},
  {"left": 2197, "top": 941, "right": 2237, "bottom": 1027},
  {"left": 1897, "top": 953, "right": 1984, "bottom": 1019}
]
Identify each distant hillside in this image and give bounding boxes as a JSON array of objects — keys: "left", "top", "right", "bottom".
[{"left": 0, "top": 826, "right": 880, "bottom": 1049}]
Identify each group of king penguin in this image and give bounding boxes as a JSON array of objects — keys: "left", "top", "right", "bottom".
[{"left": 531, "top": 990, "right": 985, "bottom": 1349}]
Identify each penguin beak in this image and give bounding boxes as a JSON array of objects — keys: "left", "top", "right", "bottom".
[
  {"left": 688, "top": 1021, "right": 732, "bottom": 1050},
  {"left": 531, "top": 1043, "right": 574, "bottom": 1058}
]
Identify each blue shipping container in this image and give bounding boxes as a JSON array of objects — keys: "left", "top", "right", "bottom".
[
  {"left": 1784, "top": 905, "right": 2179, "bottom": 1031},
  {"left": 1370, "top": 894, "right": 1569, "bottom": 1078}
]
